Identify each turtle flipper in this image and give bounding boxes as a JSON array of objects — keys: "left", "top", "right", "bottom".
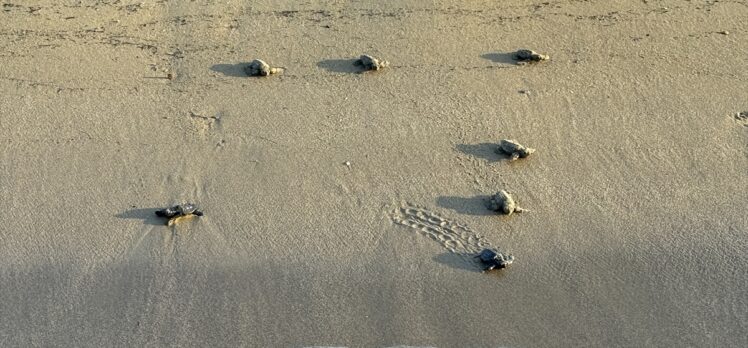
[
  {"left": 167, "top": 214, "right": 193, "bottom": 226},
  {"left": 167, "top": 216, "right": 178, "bottom": 226}
]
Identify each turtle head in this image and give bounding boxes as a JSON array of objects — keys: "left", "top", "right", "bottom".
[{"left": 502, "top": 254, "right": 515, "bottom": 266}]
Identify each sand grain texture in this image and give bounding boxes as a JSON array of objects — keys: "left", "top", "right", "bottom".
[{"left": 1, "top": 0, "right": 747, "bottom": 347}]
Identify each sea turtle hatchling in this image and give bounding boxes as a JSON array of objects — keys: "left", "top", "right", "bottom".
[
  {"left": 497, "top": 139, "right": 535, "bottom": 161},
  {"left": 155, "top": 203, "right": 204, "bottom": 226},
  {"left": 514, "top": 49, "right": 549, "bottom": 64},
  {"left": 475, "top": 248, "right": 515, "bottom": 272},
  {"left": 354, "top": 54, "right": 389, "bottom": 71},
  {"left": 244, "top": 59, "right": 284, "bottom": 77},
  {"left": 487, "top": 190, "right": 527, "bottom": 215}
]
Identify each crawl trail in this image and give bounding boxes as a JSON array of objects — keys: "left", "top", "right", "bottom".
[{"left": 390, "top": 204, "right": 492, "bottom": 255}]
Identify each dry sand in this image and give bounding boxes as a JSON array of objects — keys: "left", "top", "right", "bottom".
[{"left": 1, "top": 0, "right": 747, "bottom": 346}]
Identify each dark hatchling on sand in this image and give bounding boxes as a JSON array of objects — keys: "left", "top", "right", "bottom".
[
  {"left": 155, "top": 203, "right": 204, "bottom": 226},
  {"left": 514, "top": 49, "right": 549, "bottom": 64},
  {"left": 497, "top": 139, "right": 535, "bottom": 161},
  {"left": 488, "top": 190, "right": 527, "bottom": 215},
  {"left": 354, "top": 54, "right": 389, "bottom": 71},
  {"left": 244, "top": 59, "right": 284, "bottom": 77},
  {"left": 476, "top": 248, "right": 515, "bottom": 272}
]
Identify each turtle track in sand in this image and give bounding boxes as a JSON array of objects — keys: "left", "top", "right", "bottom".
[{"left": 390, "top": 204, "right": 492, "bottom": 256}]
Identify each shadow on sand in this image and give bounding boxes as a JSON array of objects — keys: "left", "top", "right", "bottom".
[
  {"left": 455, "top": 142, "right": 518, "bottom": 163},
  {"left": 210, "top": 63, "right": 250, "bottom": 77},
  {"left": 433, "top": 252, "right": 483, "bottom": 273},
  {"left": 480, "top": 52, "right": 518, "bottom": 65},
  {"left": 317, "top": 58, "right": 363, "bottom": 74},
  {"left": 436, "top": 195, "right": 495, "bottom": 216},
  {"left": 115, "top": 208, "right": 164, "bottom": 226}
]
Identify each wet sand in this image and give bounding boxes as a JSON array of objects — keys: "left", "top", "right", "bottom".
[{"left": 1, "top": 1, "right": 746, "bottom": 346}]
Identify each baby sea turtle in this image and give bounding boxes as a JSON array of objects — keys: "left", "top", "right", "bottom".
[
  {"left": 475, "top": 248, "right": 514, "bottom": 272},
  {"left": 497, "top": 139, "right": 535, "bottom": 161},
  {"left": 354, "top": 54, "right": 389, "bottom": 71},
  {"left": 514, "top": 49, "right": 549, "bottom": 64},
  {"left": 155, "top": 203, "right": 204, "bottom": 226},
  {"left": 487, "top": 190, "right": 527, "bottom": 215},
  {"left": 244, "top": 59, "right": 284, "bottom": 77}
]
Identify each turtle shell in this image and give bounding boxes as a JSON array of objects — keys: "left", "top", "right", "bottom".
[
  {"left": 515, "top": 49, "right": 549, "bottom": 62},
  {"left": 245, "top": 59, "right": 271, "bottom": 76},
  {"left": 155, "top": 203, "right": 202, "bottom": 218},
  {"left": 177, "top": 203, "right": 198, "bottom": 215},
  {"left": 359, "top": 55, "right": 375, "bottom": 66},
  {"left": 358, "top": 54, "right": 388, "bottom": 70},
  {"left": 478, "top": 248, "right": 499, "bottom": 262},
  {"left": 499, "top": 139, "right": 522, "bottom": 153},
  {"left": 490, "top": 190, "right": 516, "bottom": 215},
  {"left": 498, "top": 139, "right": 535, "bottom": 158}
]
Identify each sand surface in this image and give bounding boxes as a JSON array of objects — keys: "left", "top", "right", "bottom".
[{"left": 1, "top": 0, "right": 747, "bottom": 346}]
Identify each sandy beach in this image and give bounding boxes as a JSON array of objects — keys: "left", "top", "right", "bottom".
[{"left": 1, "top": 0, "right": 746, "bottom": 346}]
